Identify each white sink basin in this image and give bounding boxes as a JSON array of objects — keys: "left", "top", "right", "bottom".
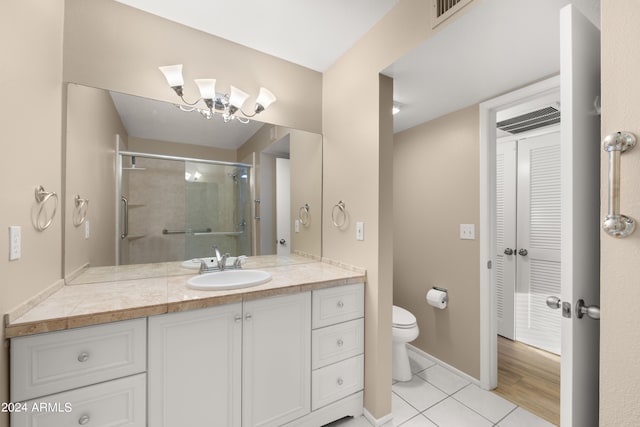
[{"left": 186, "top": 270, "right": 272, "bottom": 291}]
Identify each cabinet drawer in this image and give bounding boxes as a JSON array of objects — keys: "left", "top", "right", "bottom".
[
  {"left": 312, "top": 355, "right": 364, "bottom": 410},
  {"left": 11, "top": 318, "right": 146, "bottom": 401},
  {"left": 312, "top": 318, "right": 364, "bottom": 370},
  {"left": 12, "top": 373, "right": 146, "bottom": 427},
  {"left": 312, "top": 283, "right": 364, "bottom": 329}
]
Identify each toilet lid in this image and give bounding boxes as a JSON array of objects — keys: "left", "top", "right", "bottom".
[{"left": 393, "top": 305, "right": 417, "bottom": 328}]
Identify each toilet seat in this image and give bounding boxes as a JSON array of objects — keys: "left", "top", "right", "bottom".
[{"left": 392, "top": 305, "right": 417, "bottom": 329}]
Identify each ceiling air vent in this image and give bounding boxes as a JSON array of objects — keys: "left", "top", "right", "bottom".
[
  {"left": 432, "top": 0, "right": 474, "bottom": 28},
  {"left": 496, "top": 106, "right": 561, "bottom": 135}
]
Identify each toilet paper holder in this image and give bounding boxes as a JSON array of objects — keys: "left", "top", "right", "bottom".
[{"left": 432, "top": 286, "right": 449, "bottom": 303}]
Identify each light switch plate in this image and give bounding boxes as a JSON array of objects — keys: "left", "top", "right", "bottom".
[
  {"left": 9, "top": 226, "right": 21, "bottom": 260},
  {"left": 460, "top": 224, "right": 475, "bottom": 240},
  {"left": 356, "top": 221, "right": 365, "bottom": 241}
]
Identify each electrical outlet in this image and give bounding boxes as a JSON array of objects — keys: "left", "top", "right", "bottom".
[
  {"left": 460, "top": 224, "right": 475, "bottom": 240},
  {"left": 9, "top": 226, "right": 21, "bottom": 260}
]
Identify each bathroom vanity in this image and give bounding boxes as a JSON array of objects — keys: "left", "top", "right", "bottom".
[{"left": 5, "top": 257, "right": 365, "bottom": 427}]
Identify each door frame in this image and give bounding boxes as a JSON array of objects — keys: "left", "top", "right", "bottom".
[{"left": 479, "top": 75, "right": 560, "bottom": 390}]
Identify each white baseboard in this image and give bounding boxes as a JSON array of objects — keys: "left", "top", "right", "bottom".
[
  {"left": 406, "top": 344, "right": 481, "bottom": 388},
  {"left": 363, "top": 408, "right": 393, "bottom": 426}
]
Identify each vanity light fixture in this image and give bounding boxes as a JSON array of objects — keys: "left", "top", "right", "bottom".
[{"left": 159, "top": 64, "right": 277, "bottom": 124}]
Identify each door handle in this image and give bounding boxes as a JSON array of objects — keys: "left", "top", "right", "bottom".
[
  {"left": 546, "top": 296, "right": 561, "bottom": 309},
  {"left": 120, "top": 195, "right": 128, "bottom": 240},
  {"left": 518, "top": 248, "right": 528, "bottom": 256},
  {"left": 504, "top": 248, "right": 514, "bottom": 255},
  {"left": 576, "top": 299, "right": 600, "bottom": 320}
]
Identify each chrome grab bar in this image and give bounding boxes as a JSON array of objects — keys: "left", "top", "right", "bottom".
[
  {"left": 162, "top": 228, "right": 212, "bottom": 235},
  {"left": 602, "top": 131, "right": 636, "bottom": 238},
  {"left": 192, "top": 231, "right": 243, "bottom": 236},
  {"left": 120, "top": 195, "right": 128, "bottom": 240}
]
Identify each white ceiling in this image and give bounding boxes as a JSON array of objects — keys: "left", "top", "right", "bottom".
[
  {"left": 114, "top": 0, "right": 399, "bottom": 72},
  {"left": 113, "top": 0, "right": 600, "bottom": 142},
  {"left": 384, "top": 0, "right": 600, "bottom": 133}
]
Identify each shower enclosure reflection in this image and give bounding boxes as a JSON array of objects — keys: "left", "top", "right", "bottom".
[{"left": 118, "top": 153, "right": 252, "bottom": 265}]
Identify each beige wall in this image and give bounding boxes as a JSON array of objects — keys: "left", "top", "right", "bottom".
[
  {"left": 322, "top": 0, "right": 438, "bottom": 418},
  {"left": 290, "top": 130, "right": 323, "bottom": 257},
  {"left": 600, "top": 1, "right": 640, "bottom": 425},
  {"left": 0, "top": 1, "right": 65, "bottom": 426},
  {"left": 394, "top": 105, "right": 481, "bottom": 378},
  {"left": 65, "top": 84, "right": 128, "bottom": 276},
  {"left": 63, "top": 0, "right": 322, "bottom": 134}
]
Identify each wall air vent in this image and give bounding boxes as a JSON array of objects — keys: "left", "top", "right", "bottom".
[
  {"left": 496, "top": 106, "right": 561, "bottom": 135},
  {"left": 432, "top": 0, "right": 474, "bottom": 28}
]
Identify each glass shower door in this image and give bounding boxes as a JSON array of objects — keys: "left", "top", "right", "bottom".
[{"left": 184, "top": 162, "right": 252, "bottom": 260}]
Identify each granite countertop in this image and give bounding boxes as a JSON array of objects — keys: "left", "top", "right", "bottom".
[{"left": 4, "top": 255, "right": 366, "bottom": 339}]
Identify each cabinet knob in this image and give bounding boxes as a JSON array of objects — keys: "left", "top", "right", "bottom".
[
  {"left": 337, "top": 339, "right": 344, "bottom": 347},
  {"left": 234, "top": 315, "right": 242, "bottom": 323},
  {"left": 78, "top": 414, "right": 90, "bottom": 425},
  {"left": 336, "top": 300, "right": 344, "bottom": 309},
  {"left": 77, "top": 352, "right": 90, "bottom": 363},
  {"left": 337, "top": 377, "right": 344, "bottom": 386},
  {"left": 245, "top": 313, "right": 252, "bottom": 321}
]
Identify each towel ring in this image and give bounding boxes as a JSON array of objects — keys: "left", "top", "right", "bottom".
[
  {"left": 299, "top": 204, "right": 310, "bottom": 226},
  {"left": 332, "top": 201, "right": 346, "bottom": 228},
  {"left": 73, "top": 195, "right": 90, "bottom": 227},
  {"left": 34, "top": 185, "right": 58, "bottom": 231}
]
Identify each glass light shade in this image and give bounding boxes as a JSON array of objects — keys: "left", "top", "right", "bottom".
[
  {"left": 158, "top": 64, "right": 185, "bottom": 87},
  {"left": 194, "top": 79, "right": 217, "bottom": 99},
  {"left": 255, "top": 87, "right": 277, "bottom": 110},
  {"left": 229, "top": 86, "right": 250, "bottom": 109}
]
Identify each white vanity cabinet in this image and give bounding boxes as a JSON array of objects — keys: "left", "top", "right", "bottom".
[
  {"left": 148, "top": 291, "right": 311, "bottom": 427},
  {"left": 310, "top": 283, "right": 365, "bottom": 411},
  {"left": 10, "top": 318, "right": 147, "bottom": 427}
]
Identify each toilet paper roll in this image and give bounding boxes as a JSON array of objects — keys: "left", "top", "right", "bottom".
[{"left": 427, "top": 288, "right": 448, "bottom": 309}]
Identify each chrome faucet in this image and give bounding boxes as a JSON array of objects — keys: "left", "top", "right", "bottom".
[{"left": 213, "top": 246, "right": 228, "bottom": 271}]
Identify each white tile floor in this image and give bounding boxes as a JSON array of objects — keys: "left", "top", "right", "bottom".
[{"left": 326, "top": 348, "right": 556, "bottom": 427}]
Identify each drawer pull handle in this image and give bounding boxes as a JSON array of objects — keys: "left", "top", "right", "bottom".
[
  {"left": 337, "top": 377, "right": 344, "bottom": 386},
  {"left": 78, "top": 414, "right": 90, "bottom": 425},
  {"left": 77, "top": 352, "right": 90, "bottom": 363},
  {"left": 337, "top": 301, "right": 344, "bottom": 309},
  {"left": 337, "top": 339, "right": 344, "bottom": 347}
]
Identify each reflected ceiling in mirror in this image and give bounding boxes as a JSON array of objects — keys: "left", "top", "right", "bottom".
[{"left": 110, "top": 91, "right": 264, "bottom": 150}]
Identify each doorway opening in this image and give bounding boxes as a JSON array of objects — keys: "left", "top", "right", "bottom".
[{"left": 479, "top": 76, "right": 562, "bottom": 424}]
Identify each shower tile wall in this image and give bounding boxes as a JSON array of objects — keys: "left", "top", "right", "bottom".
[{"left": 127, "top": 157, "right": 186, "bottom": 264}]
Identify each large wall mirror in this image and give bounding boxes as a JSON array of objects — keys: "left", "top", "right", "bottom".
[{"left": 63, "top": 83, "right": 322, "bottom": 283}]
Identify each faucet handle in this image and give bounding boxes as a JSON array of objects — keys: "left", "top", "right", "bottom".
[
  {"left": 198, "top": 259, "right": 208, "bottom": 274},
  {"left": 234, "top": 255, "right": 248, "bottom": 269}
]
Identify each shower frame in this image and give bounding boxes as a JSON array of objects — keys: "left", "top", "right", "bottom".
[{"left": 115, "top": 144, "right": 255, "bottom": 266}]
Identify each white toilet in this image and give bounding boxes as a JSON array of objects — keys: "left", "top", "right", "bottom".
[{"left": 392, "top": 305, "right": 420, "bottom": 382}]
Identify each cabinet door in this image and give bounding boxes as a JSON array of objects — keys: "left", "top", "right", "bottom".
[
  {"left": 148, "top": 303, "right": 242, "bottom": 427},
  {"left": 242, "top": 292, "right": 311, "bottom": 427}
]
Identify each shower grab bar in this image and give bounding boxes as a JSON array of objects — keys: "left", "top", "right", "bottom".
[
  {"left": 120, "top": 196, "right": 128, "bottom": 240},
  {"left": 162, "top": 228, "right": 212, "bottom": 235},
  {"left": 192, "top": 231, "right": 244, "bottom": 236},
  {"left": 602, "top": 131, "right": 636, "bottom": 238}
]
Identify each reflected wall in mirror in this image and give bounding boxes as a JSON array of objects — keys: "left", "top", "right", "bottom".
[{"left": 64, "top": 83, "right": 322, "bottom": 281}]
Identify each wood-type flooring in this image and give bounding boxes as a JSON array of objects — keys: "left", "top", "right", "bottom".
[{"left": 492, "top": 336, "right": 560, "bottom": 426}]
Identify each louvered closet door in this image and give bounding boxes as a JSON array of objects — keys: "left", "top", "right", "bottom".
[
  {"left": 515, "top": 129, "right": 561, "bottom": 355},
  {"left": 496, "top": 139, "right": 517, "bottom": 340}
]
